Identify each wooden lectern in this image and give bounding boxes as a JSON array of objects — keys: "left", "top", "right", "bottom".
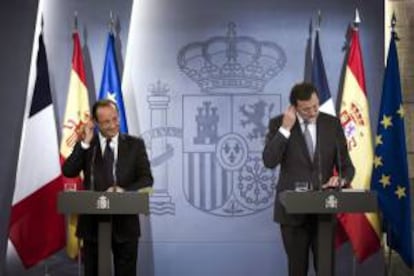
[
  {"left": 279, "top": 190, "right": 377, "bottom": 276},
  {"left": 57, "top": 191, "right": 149, "bottom": 276}
]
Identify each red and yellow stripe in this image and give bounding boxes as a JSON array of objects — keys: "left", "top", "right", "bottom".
[
  {"left": 59, "top": 31, "right": 90, "bottom": 259},
  {"left": 338, "top": 28, "right": 381, "bottom": 261}
]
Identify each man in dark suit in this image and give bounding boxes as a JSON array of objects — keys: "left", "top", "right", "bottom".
[
  {"left": 263, "top": 82, "right": 354, "bottom": 276},
  {"left": 63, "top": 99, "right": 153, "bottom": 276}
]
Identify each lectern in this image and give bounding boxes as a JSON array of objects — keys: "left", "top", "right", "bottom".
[
  {"left": 279, "top": 190, "right": 377, "bottom": 276},
  {"left": 57, "top": 191, "right": 149, "bottom": 276}
]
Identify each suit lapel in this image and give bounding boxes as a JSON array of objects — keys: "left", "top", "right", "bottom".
[
  {"left": 314, "top": 116, "right": 322, "bottom": 162},
  {"left": 90, "top": 136, "right": 102, "bottom": 162},
  {"left": 116, "top": 134, "right": 127, "bottom": 180},
  {"left": 311, "top": 116, "right": 324, "bottom": 170},
  {"left": 90, "top": 136, "right": 108, "bottom": 190}
]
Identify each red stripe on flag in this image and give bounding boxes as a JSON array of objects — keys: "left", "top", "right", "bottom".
[
  {"left": 337, "top": 213, "right": 381, "bottom": 261},
  {"left": 72, "top": 32, "right": 86, "bottom": 83},
  {"left": 347, "top": 29, "right": 367, "bottom": 96},
  {"left": 9, "top": 176, "right": 66, "bottom": 268},
  {"left": 335, "top": 217, "right": 349, "bottom": 247}
]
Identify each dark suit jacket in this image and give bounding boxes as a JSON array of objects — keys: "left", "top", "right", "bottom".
[
  {"left": 62, "top": 134, "right": 153, "bottom": 242},
  {"left": 263, "top": 112, "right": 354, "bottom": 225}
]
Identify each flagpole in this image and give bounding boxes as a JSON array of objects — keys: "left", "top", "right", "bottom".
[
  {"left": 384, "top": 13, "right": 397, "bottom": 276},
  {"left": 390, "top": 12, "right": 399, "bottom": 41},
  {"left": 109, "top": 10, "right": 115, "bottom": 35},
  {"left": 73, "top": 11, "right": 78, "bottom": 32},
  {"left": 72, "top": 13, "right": 84, "bottom": 276},
  {"left": 78, "top": 238, "right": 82, "bottom": 276},
  {"left": 386, "top": 228, "right": 392, "bottom": 276},
  {"left": 44, "top": 263, "right": 50, "bottom": 276},
  {"left": 385, "top": 18, "right": 393, "bottom": 276},
  {"left": 385, "top": 225, "right": 393, "bottom": 276},
  {"left": 308, "top": 17, "right": 313, "bottom": 38},
  {"left": 350, "top": 9, "right": 360, "bottom": 276},
  {"left": 40, "top": 17, "right": 49, "bottom": 276},
  {"left": 41, "top": 13, "right": 44, "bottom": 34},
  {"left": 354, "top": 9, "right": 361, "bottom": 28},
  {"left": 317, "top": 10, "right": 321, "bottom": 31}
]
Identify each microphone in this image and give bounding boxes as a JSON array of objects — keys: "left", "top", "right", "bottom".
[
  {"left": 90, "top": 143, "right": 97, "bottom": 191},
  {"left": 109, "top": 140, "right": 117, "bottom": 190}
]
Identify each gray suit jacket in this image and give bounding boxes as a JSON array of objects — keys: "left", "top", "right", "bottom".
[{"left": 263, "top": 112, "right": 355, "bottom": 225}]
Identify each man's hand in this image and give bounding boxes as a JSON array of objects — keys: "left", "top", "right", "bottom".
[
  {"left": 281, "top": 106, "right": 297, "bottom": 131},
  {"left": 322, "top": 176, "right": 346, "bottom": 189},
  {"left": 79, "top": 119, "right": 94, "bottom": 144},
  {"left": 106, "top": 186, "right": 125, "bottom": 193}
]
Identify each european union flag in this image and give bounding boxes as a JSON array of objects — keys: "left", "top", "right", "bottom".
[
  {"left": 371, "top": 30, "right": 413, "bottom": 267},
  {"left": 99, "top": 33, "right": 128, "bottom": 133}
]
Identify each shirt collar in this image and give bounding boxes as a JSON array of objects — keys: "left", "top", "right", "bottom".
[
  {"left": 296, "top": 113, "right": 317, "bottom": 125},
  {"left": 98, "top": 132, "right": 119, "bottom": 147},
  {"left": 296, "top": 113, "right": 306, "bottom": 124}
]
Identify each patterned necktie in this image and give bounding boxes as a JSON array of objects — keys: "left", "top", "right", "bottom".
[
  {"left": 103, "top": 138, "right": 114, "bottom": 185},
  {"left": 303, "top": 120, "right": 314, "bottom": 159}
]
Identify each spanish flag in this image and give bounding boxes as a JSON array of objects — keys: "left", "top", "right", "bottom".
[
  {"left": 59, "top": 30, "right": 90, "bottom": 259},
  {"left": 337, "top": 25, "right": 381, "bottom": 261}
]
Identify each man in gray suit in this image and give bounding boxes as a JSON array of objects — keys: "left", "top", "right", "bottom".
[{"left": 263, "top": 82, "right": 354, "bottom": 276}]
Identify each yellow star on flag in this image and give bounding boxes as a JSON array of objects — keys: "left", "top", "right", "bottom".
[
  {"left": 373, "top": 155, "right": 383, "bottom": 168},
  {"left": 375, "top": 135, "right": 383, "bottom": 146},
  {"left": 395, "top": 185, "right": 406, "bottom": 199},
  {"left": 397, "top": 104, "right": 405, "bottom": 118},
  {"left": 379, "top": 174, "right": 391, "bottom": 188},
  {"left": 380, "top": 115, "right": 392, "bottom": 129}
]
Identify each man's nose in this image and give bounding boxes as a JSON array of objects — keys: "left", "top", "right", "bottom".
[
  {"left": 108, "top": 120, "right": 118, "bottom": 128},
  {"left": 309, "top": 109, "right": 318, "bottom": 117}
]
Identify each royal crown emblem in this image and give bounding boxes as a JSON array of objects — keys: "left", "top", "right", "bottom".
[
  {"left": 177, "top": 22, "right": 286, "bottom": 93},
  {"left": 340, "top": 102, "right": 367, "bottom": 151},
  {"left": 177, "top": 23, "right": 282, "bottom": 216},
  {"left": 143, "top": 23, "right": 283, "bottom": 217},
  {"left": 325, "top": 194, "right": 338, "bottom": 209},
  {"left": 96, "top": 195, "right": 110, "bottom": 210}
]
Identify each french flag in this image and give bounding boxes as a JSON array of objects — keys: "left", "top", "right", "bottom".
[
  {"left": 312, "top": 29, "right": 336, "bottom": 116},
  {"left": 8, "top": 32, "right": 65, "bottom": 268}
]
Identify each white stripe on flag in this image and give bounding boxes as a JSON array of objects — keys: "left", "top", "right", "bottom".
[
  {"left": 13, "top": 105, "right": 60, "bottom": 204},
  {"left": 319, "top": 98, "right": 336, "bottom": 117}
]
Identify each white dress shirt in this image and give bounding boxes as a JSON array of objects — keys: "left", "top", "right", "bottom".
[{"left": 278, "top": 114, "right": 317, "bottom": 150}]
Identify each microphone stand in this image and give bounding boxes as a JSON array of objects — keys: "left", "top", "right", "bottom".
[
  {"left": 110, "top": 141, "right": 117, "bottom": 192},
  {"left": 317, "top": 122, "right": 323, "bottom": 191},
  {"left": 90, "top": 144, "right": 97, "bottom": 191},
  {"left": 336, "top": 140, "right": 343, "bottom": 191}
]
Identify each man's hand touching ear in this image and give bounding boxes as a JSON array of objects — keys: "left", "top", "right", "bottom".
[{"left": 282, "top": 105, "right": 297, "bottom": 131}]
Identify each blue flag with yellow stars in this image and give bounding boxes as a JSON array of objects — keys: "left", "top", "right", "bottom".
[
  {"left": 371, "top": 29, "right": 413, "bottom": 267},
  {"left": 98, "top": 33, "right": 128, "bottom": 133}
]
